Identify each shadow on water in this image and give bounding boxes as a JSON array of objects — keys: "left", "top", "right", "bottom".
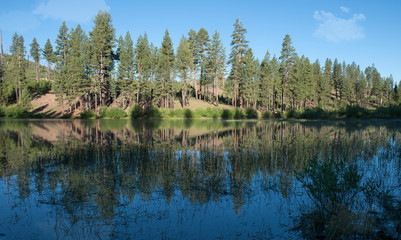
[{"left": 0, "top": 119, "right": 400, "bottom": 239}]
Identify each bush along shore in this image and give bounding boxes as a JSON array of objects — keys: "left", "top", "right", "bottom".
[{"left": 2, "top": 104, "right": 401, "bottom": 120}]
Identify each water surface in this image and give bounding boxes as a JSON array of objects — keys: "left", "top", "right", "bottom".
[{"left": 0, "top": 119, "right": 400, "bottom": 239}]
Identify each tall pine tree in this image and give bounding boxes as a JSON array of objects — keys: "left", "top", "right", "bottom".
[
  {"left": 279, "top": 34, "right": 297, "bottom": 112},
  {"left": 90, "top": 10, "right": 116, "bottom": 108},
  {"left": 42, "top": 39, "right": 54, "bottom": 81},
  {"left": 66, "top": 24, "right": 90, "bottom": 109},
  {"left": 176, "top": 36, "right": 192, "bottom": 107},
  {"left": 10, "top": 33, "right": 26, "bottom": 104},
  {"left": 228, "top": 18, "right": 248, "bottom": 107},
  {"left": 54, "top": 21, "right": 69, "bottom": 111},
  {"left": 156, "top": 29, "right": 175, "bottom": 108},
  {"left": 206, "top": 30, "right": 225, "bottom": 106},
  {"left": 195, "top": 28, "right": 210, "bottom": 100},
  {"left": 117, "top": 32, "right": 134, "bottom": 108},
  {"left": 134, "top": 33, "right": 151, "bottom": 106},
  {"left": 29, "top": 38, "right": 41, "bottom": 83}
]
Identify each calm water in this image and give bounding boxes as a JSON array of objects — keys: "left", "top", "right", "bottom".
[{"left": 0, "top": 119, "right": 400, "bottom": 239}]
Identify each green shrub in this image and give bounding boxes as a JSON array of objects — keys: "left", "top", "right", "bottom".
[
  {"left": 234, "top": 108, "right": 245, "bottom": 119},
  {"left": 103, "top": 107, "right": 127, "bottom": 119},
  {"left": 0, "top": 105, "right": 5, "bottom": 117},
  {"left": 192, "top": 107, "right": 221, "bottom": 118},
  {"left": 245, "top": 107, "right": 258, "bottom": 119},
  {"left": 262, "top": 111, "right": 272, "bottom": 119},
  {"left": 342, "top": 105, "right": 369, "bottom": 118},
  {"left": 99, "top": 106, "right": 108, "bottom": 117},
  {"left": 284, "top": 109, "right": 299, "bottom": 118},
  {"left": 221, "top": 109, "right": 233, "bottom": 119},
  {"left": 300, "top": 107, "right": 330, "bottom": 119},
  {"left": 175, "top": 108, "right": 185, "bottom": 118},
  {"left": 129, "top": 105, "right": 144, "bottom": 119},
  {"left": 4, "top": 105, "right": 30, "bottom": 118},
  {"left": 373, "top": 105, "right": 401, "bottom": 118},
  {"left": 79, "top": 110, "right": 96, "bottom": 119},
  {"left": 146, "top": 107, "right": 162, "bottom": 118},
  {"left": 184, "top": 108, "right": 193, "bottom": 118}
]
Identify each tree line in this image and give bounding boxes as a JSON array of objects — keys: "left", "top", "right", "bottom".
[{"left": 0, "top": 10, "right": 400, "bottom": 114}]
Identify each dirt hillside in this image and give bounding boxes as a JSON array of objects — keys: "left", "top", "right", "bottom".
[
  {"left": 30, "top": 92, "right": 67, "bottom": 117},
  {"left": 30, "top": 93, "right": 234, "bottom": 118}
]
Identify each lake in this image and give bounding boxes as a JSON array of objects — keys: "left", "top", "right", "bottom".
[{"left": 0, "top": 119, "right": 400, "bottom": 239}]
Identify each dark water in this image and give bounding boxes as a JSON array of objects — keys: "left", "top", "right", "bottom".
[{"left": 0, "top": 119, "right": 400, "bottom": 239}]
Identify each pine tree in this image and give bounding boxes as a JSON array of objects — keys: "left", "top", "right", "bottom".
[
  {"left": 279, "top": 34, "right": 297, "bottom": 112},
  {"left": 148, "top": 43, "right": 159, "bottom": 106},
  {"left": 195, "top": 28, "right": 210, "bottom": 100},
  {"left": 312, "top": 60, "right": 322, "bottom": 106},
  {"left": 54, "top": 21, "right": 70, "bottom": 111},
  {"left": 354, "top": 66, "right": 367, "bottom": 105},
  {"left": 55, "top": 21, "right": 69, "bottom": 65},
  {"left": 134, "top": 33, "right": 151, "bottom": 106},
  {"left": 228, "top": 18, "right": 248, "bottom": 107},
  {"left": 343, "top": 62, "right": 358, "bottom": 104},
  {"left": 0, "top": 29, "right": 4, "bottom": 101},
  {"left": 332, "top": 59, "right": 342, "bottom": 100},
  {"left": 206, "top": 30, "right": 225, "bottom": 106},
  {"left": 187, "top": 29, "right": 198, "bottom": 99},
  {"left": 242, "top": 48, "right": 258, "bottom": 108},
  {"left": 66, "top": 24, "right": 90, "bottom": 109},
  {"left": 90, "top": 10, "right": 116, "bottom": 108},
  {"left": 10, "top": 33, "right": 26, "bottom": 103},
  {"left": 29, "top": 38, "right": 41, "bottom": 82},
  {"left": 365, "top": 64, "right": 382, "bottom": 105},
  {"left": 259, "top": 51, "right": 272, "bottom": 110},
  {"left": 176, "top": 35, "right": 192, "bottom": 107},
  {"left": 298, "top": 57, "right": 315, "bottom": 108},
  {"left": 156, "top": 29, "right": 175, "bottom": 108},
  {"left": 42, "top": 39, "right": 54, "bottom": 81},
  {"left": 117, "top": 32, "right": 134, "bottom": 108},
  {"left": 320, "top": 58, "right": 332, "bottom": 107}
]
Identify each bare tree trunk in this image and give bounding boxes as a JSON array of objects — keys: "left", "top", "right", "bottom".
[
  {"left": 47, "top": 61, "right": 50, "bottom": 81},
  {"left": 214, "top": 72, "right": 218, "bottom": 106},
  {"left": 36, "top": 62, "right": 39, "bottom": 82},
  {"left": 137, "top": 70, "right": 141, "bottom": 104}
]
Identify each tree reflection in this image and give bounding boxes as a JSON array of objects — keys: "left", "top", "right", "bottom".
[{"left": 0, "top": 119, "right": 400, "bottom": 238}]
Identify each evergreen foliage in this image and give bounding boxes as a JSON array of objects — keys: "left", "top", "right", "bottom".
[
  {"left": 29, "top": 38, "right": 41, "bottom": 83},
  {"left": 0, "top": 11, "right": 399, "bottom": 118}
]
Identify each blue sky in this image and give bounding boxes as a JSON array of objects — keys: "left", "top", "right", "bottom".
[{"left": 1, "top": 0, "right": 400, "bottom": 83}]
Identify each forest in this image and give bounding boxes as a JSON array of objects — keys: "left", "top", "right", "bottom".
[{"left": 0, "top": 10, "right": 400, "bottom": 118}]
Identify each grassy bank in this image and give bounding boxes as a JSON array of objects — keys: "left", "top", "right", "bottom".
[{"left": 2, "top": 104, "right": 401, "bottom": 120}]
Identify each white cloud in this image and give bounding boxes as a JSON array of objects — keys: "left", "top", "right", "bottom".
[
  {"left": 340, "top": 6, "right": 350, "bottom": 13},
  {"left": 313, "top": 10, "right": 366, "bottom": 42},
  {"left": 33, "top": 0, "right": 110, "bottom": 23}
]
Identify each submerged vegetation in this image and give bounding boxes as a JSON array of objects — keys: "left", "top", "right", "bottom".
[{"left": 294, "top": 157, "right": 401, "bottom": 239}]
